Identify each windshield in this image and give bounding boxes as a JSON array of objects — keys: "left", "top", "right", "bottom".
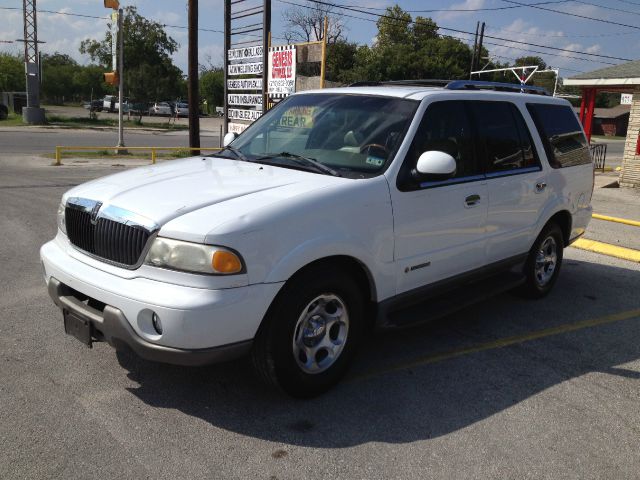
[{"left": 225, "top": 93, "right": 418, "bottom": 178}]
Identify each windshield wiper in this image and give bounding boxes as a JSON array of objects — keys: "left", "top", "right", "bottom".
[
  {"left": 257, "top": 151, "right": 341, "bottom": 177},
  {"left": 210, "top": 146, "right": 249, "bottom": 162}
]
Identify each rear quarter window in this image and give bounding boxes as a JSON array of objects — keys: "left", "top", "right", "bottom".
[{"left": 526, "top": 103, "right": 591, "bottom": 168}]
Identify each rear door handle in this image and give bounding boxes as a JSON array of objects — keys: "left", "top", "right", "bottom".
[
  {"left": 465, "top": 194, "right": 481, "bottom": 207},
  {"left": 535, "top": 181, "right": 547, "bottom": 193}
]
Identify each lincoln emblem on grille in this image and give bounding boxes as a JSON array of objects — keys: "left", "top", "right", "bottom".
[{"left": 90, "top": 201, "right": 103, "bottom": 225}]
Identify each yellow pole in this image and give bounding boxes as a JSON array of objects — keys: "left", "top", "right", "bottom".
[
  {"left": 55, "top": 146, "right": 62, "bottom": 166},
  {"left": 320, "top": 16, "right": 328, "bottom": 89},
  {"left": 151, "top": 148, "right": 157, "bottom": 164}
]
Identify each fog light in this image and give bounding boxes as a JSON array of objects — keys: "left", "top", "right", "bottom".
[{"left": 151, "top": 313, "right": 163, "bottom": 335}]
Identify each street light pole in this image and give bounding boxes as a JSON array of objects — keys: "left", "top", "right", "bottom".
[
  {"left": 117, "top": 7, "right": 125, "bottom": 150},
  {"left": 188, "top": 0, "right": 200, "bottom": 156}
]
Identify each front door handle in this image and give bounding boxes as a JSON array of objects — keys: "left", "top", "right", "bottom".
[
  {"left": 465, "top": 194, "right": 481, "bottom": 207},
  {"left": 535, "top": 181, "right": 547, "bottom": 193}
]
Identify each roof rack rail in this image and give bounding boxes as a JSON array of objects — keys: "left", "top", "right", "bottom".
[
  {"left": 349, "top": 79, "right": 550, "bottom": 96},
  {"left": 349, "top": 79, "right": 450, "bottom": 88},
  {"left": 445, "top": 80, "right": 550, "bottom": 96}
]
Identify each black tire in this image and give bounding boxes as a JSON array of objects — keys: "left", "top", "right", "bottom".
[
  {"left": 518, "top": 223, "right": 564, "bottom": 299},
  {"left": 251, "top": 265, "right": 365, "bottom": 398}
]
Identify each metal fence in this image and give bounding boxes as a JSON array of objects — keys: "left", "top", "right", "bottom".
[
  {"left": 590, "top": 143, "right": 607, "bottom": 172},
  {"left": 54, "top": 146, "right": 222, "bottom": 166}
]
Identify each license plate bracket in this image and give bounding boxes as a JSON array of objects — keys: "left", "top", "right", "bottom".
[{"left": 63, "top": 309, "right": 93, "bottom": 347}]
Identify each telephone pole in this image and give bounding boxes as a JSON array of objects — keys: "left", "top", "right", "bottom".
[{"left": 188, "top": 0, "right": 200, "bottom": 155}]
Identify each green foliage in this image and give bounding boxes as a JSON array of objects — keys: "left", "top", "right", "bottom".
[
  {"left": 0, "top": 53, "right": 24, "bottom": 92},
  {"left": 199, "top": 69, "right": 224, "bottom": 111},
  {"left": 80, "top": 6, "right": 183, "bottom": 102}
]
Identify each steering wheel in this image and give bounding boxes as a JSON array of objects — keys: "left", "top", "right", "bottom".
[{"left": 360, "top": 143, "right": 390, "bottom": 156}]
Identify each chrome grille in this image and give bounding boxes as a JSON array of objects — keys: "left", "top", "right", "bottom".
[{"left": 65, "top": 199, "right": 156, "bottom": 268}]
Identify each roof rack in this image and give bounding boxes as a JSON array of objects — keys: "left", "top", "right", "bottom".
[
  {"left": 348, "top": 79, "right": 550, "bottom": 96},
  {"left": 445, "top": 80, "right": 550, "bottom": 96}
]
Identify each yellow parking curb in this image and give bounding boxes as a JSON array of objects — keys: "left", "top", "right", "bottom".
[
  {"left": 592, "top": 213, "right": 640, "bottom": 228},
  {"left": 572, "top": 238, "right": 640, "bottom": 263}
]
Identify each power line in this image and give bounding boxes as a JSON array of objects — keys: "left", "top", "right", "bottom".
[
  {"left": 278, "top": 0, "right": 620, "bottom": 66},
  {"left": 289, "top": 0, "right": 632, "bottom": 61},
  {"left": 333, "top": 0, "right": 573, "bottom": 14},
  {"left": 485, "top": 26, "right": 639, "bottom": 38},
  {"left": 570, "top": 0, "right": 640, "bottom": 16},
  {"left": 500, "top": 0, "right": 640, "bottom": 29}
]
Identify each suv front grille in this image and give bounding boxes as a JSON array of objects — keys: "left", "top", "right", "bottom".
[{"left": 65, "top": 202, "right": 154, "bottom": 267}]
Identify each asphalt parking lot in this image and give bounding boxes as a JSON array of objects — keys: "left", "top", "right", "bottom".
[{"left": 1, "top": 158, "right": 639, "bottom": 479}]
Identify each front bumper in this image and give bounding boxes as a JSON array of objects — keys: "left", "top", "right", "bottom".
[
  {"left": 41, "top": 238, "right": 283, "bottom": 356},
  {"left": 48, "top": 278, "right": 252, "bottom": 366}
]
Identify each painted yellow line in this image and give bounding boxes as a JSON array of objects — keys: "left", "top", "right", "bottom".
[
  {"left": 348, "top": 307, "right": 640, "bottom": 383},
  {"left": 592, "top": 213, "right": 640, "bottom": 228},
  {"left": 572, "top": 238, "right": 640, "bottom": 263}
]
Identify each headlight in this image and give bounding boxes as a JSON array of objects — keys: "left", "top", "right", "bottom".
[
  {"left": 57, "top": 203, "right": 66, "bottom": 234},
  {"left": 144, "top": 237, "right": 244, "bottom": 275}
]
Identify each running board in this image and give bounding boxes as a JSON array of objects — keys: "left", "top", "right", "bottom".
[{"left": 377, "top": 271, "right": 526, "bottom": 330}]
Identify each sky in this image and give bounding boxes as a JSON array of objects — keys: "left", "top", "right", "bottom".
[{"left": 0, "top": 0, "right": 638, "bottom": 79}]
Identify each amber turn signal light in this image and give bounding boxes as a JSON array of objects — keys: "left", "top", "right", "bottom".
[{"left": 212, "top": 250, "right": 243, "bottom": 274}]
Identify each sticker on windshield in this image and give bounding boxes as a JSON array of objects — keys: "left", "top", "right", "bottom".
[{"left": 366, "top": 156, "right": 385, "bottom": 167}]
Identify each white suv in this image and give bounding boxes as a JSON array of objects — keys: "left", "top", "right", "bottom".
[{"left": 41, "top": 81, "right": 594, "bottom": 397}]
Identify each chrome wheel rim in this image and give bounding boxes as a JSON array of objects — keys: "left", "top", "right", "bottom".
[
  {"left": 292, "top": 294, "right": 349, "bottom": 375},
  {"left": 535, "top": 236, "right": 557, "bottom": 287}
]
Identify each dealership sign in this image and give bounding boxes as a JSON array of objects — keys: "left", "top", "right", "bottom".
[
  {"left": 268, "top": 45, "right": 296, "bottom": 97},
  {"left": 227, "top": 45, "right": 263, "bottom": 61},
  {"left": 228, "top": 94, "right": 263, "bottom": 106},
  {"left": 227, "top": 78, "right": 263, "bottom": 90},
  {"left": 228, "top": 108, "right": 262, "bottom": 121}
]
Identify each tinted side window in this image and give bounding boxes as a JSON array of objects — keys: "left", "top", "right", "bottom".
[
  {"left": 470, "top": 101, "right": 538, "bottom": 173},
  {"left": 405, "top": 100, "right": 480, "bottom": 181},
  {"left": 526, "top": 103, "right": 591, "bottom": 168}
]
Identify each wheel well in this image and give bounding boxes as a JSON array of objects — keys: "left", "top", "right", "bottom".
[
  {"left": 547, "top": 210, "right": 572, "bottom": 246},
  {"left": 287, "top": 256, "right": 376, "bottom": 303}
]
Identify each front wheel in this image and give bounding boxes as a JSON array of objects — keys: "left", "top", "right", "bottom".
[
  {"left": 518, "top": 223, "right": 564, "bottom": 299},
  {"left": 251, "top": 266, "right": 365, "bottom": 398}
]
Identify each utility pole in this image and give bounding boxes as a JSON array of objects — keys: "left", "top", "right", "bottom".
[
  {"left": 21, "top": 0, "right": 45, "bottom": 124},
  {"left": 188, "top": 0, "right": 200, "bottom": 156},
  {"left": 476, "top": 22, "right": 485, "bottom": 73},
  {"left": 470, "top": 21, "right": 479, "bottom": 79},
  {"left": 117, "top": 7, "right": 125, "bottom": 150}
]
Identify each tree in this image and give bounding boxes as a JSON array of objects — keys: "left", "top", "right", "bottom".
[
  {"left": 41, "top": 53, "right": 79, "bottom": 104},
  {"left": 79, "top": 6, "right": 183, "bottom": 102},
  {"left": 199, "top": 68, "right": 224, "bottom": 111},
  {"left": 375, "top": 5, "right": 412, "bottom": 47},
  {"left": 282, "top": 3, "right": 345, "bottom": 44},
  {"left": 0, "top": 53, "right": 24, "bottom": 92}
]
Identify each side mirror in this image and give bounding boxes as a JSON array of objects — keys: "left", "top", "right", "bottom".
[
  {"left": 415, "top": 151, "right": 457, "bottom": 179},
  {"left": 223, "top": 132, "right": 237, "bottom": 147}
]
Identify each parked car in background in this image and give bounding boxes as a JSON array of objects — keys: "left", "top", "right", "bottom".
[
  {"left": 128, "top": 102, "right": 149, "bottom": 116},
  {"left": 83, "top": 100, "right": 103, "bottom": 112},
  {"left": 150, "top": 102, "right": 172, "bottom": 116},
  {"left": 175, "top": 102, "right": 189, "bottom": 117},
  {"left": 102, "top": 95, "right": 116, "bottom": 113}
]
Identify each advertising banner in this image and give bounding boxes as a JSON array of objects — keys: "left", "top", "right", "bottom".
[
  {"left": 227, "top": 45, "right": 264, "bottom": 61},
  {"left": 228, "top": 108, "right": 262, "bottom": 121},
  {"left": 227, "top": 78, "right": 263, "bottom": 90},
  {"left": 228, "top": 94, "right": 263, "bottom": 107},
  {"left": 228, "top": 122, "right": 249, "bottom": 134},
  {"left": 268, "top": 45, "right": 296, "bottom": 97},
  {"left": 228, "top": 62, "right": 264, "bottom": 76}
]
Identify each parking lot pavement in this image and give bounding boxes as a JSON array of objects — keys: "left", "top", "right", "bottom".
[{"left": 1, "top": 160, "right": 640, "bottom": 479}]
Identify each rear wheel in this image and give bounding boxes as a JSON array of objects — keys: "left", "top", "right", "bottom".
[
  {"left": 252, "top": 265, "right": 365, "bottom": 398},
  {"left": 519, "top": 223, "right": 564, "bottom": 298}
]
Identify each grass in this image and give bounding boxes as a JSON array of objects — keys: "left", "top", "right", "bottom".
[
  {"left": 45, "top": 114, "right": 188, "bottom": 130},
  {"left": 0, "top": 111, "right": 187, "bottom": 130}
]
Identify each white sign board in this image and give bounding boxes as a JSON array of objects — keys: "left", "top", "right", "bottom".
[
  {"left": 621, "top": 93, "right": 633, "bottom": 105},
  {"left": 268, "top": 45, "right": 296, "bottom": 96},
  {"left": 228, "top": 45, "right": 263, "bottom": 61},
  {"left": 228, "top": 94, "right": 263, "bottom": 106},
  {"left": 228, "top": 108, "right": 262, "bottom": 121},
  {"left": 228, "top": 62, "right": 263, "bottom": 76},
  {"left": 227, "top": 78, "right": 263, "bottom": 91},
  {"left": 228, "top": 122, "right": 249, "bottom": 134},
  {"left": 111, "top": 12, "right": 118, "bottom": 71}
]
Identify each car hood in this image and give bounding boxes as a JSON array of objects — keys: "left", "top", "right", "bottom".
[{"left": 63, "top": 156, "right": 345, "bottom": 230}]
